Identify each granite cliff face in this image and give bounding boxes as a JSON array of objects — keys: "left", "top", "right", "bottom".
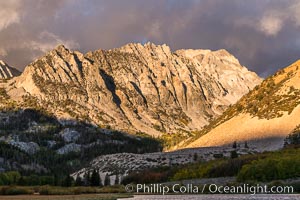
[
  {"left": 7, "top": 43, "right": 261, "bottom": 136},
  {"left": 0, "top": 60, "right": 21, "bottom": 79}
]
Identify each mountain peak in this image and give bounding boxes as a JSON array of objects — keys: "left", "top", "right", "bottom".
[
  {"left": 52, "top": 44, "right": 70, "bottom": 55},
  {"left": 11, "top": 42, "right": 261, "bottom": 136},
  {"left": 117, "top": 42, "right": 171, "bottom": 53},
  {"left": 214, "top": 48, "right": 231, "bottom": 56},
  {"left": 55, "top": 44, "right": 67, "bottom": 50},
  {"left": 175, "top": 48, "right": 241, "bottom": 66}
]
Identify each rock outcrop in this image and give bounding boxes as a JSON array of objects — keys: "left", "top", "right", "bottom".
[
  {"left": 0, "top": 60, "right": 21, "bottom": 79},
  {"left": 72, "top": 145, "right": 258, "bottom": 185},
  {"left": 8, "top": 43, "right": 261, "bottom": 136}
]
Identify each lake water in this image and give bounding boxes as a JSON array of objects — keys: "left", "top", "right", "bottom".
[{"left": 119, "top": 194, "right": 300, "bottom": 200}]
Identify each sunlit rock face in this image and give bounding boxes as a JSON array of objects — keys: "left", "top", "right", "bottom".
[
  {"left": 184, "top": 60, "right": 300, "bottom": 151},
  {"left": 10, "top": 43, "right": 261, "bottom": 136}
]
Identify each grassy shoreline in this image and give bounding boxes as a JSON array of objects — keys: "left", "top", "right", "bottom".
[
  {"left": 0, "top": 193, "right": 132, "bottom": 200},
  {"left": 0, "top": 185, "right": 128, "bottom": 196}
]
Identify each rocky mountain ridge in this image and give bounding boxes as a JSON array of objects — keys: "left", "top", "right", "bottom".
[
  {"left": 180, "top": 59, "right": 300, "bottom": 151},
  {"left": 5, "top": 43, "right": 261, "bottom": 136}
]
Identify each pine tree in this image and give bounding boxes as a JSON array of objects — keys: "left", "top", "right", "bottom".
[
  {"left": 114, "top": 174, "right": 119, "bottom": 185},
  {"left": 83, "top": 172, "right": 90, "bottom": 186},
  {"left": 54, "top": 175, "right": 59, "bottom": 186},
  {"left": 193, "top": 153, "right": 198, "bottom": 161},
  {"left": 18, "top": 176, "right": 26, "bottom": 186},
  {"left": 230, "top": 150, "right": 238, "bottom": 159},
  {"left": 62, "top": 175, "right": 73, "bottom": 187},
  {"left": 104, "top": 173, "right": 110, "bottom": 186},
  {"left": 90, "top": 169, "right": 101, "bottom": 186},
  {"left": 75, "top": 176, "right": 83, "bottom": 186},
  {"left": 232, "top": 141, "right": 237, "bottom": 148}
]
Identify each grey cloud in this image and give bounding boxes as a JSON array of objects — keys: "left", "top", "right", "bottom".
[
  {"left": 0, "top": 0, "right": 299, "bottom": 77},
  {"left": 0, "top": 0, "right": 21, "bottom": 31}
]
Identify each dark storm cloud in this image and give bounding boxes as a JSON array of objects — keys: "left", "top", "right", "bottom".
[{"left": 0, "top": 0, "right": 300, "bottom": 77}]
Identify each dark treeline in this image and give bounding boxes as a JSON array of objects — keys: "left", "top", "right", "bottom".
[{"left": 0, "top": 170, "right": 115, "bottom": 187}]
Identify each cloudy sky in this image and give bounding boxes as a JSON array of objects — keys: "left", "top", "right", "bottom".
[{"left": 0, "top": 0, "right": 300, "bottom": 77}]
